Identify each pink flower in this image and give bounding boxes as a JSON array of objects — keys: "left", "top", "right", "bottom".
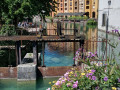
[
  {"left": 67, "top": 83, "right": 71, "bottom": 87},
  {"left": 115, "top": 29, "right": 119, "bottom": 33},
  {"left": 88, "top": 73, "right": 93, "bottom": 76},
  {"left": 118, "top": 78, "right": 120, "bottom": 82},
  {"left": 55, "top": 81, "right": 61, "bottom": 86},
  {"left": 78, "top": 48, "right": 82, "bottom": 51},
  {"left": 74, "top": 81, "right": 78, "bottom": 84},
  {"left": 95, "top": 51, "right": 97, "bottom": 55},
  {"left": 61, "top": 79, "right": 66, "bottom": 83},
  {"left": 72, "top": 83, "right": 78, "bottom": 88},
  {"left": 72, "top": 81, "right": 78, "bottom": 89},
  {"left": 112, "top": 30, "right": 114, "bottom": 32},
  {"left": 74, "top": 73, "right": 77, "bottom": 77},
  {"left": 104, "top": 77, "right": 108, "bottom": 81},
  {"left": 92, "top": 76, "right": 96, "bottom": 80},
  {"left": 86, "top": 73, "right": 89, "bottom": 78},
  {"left": 91, "top": 69, "right": 96, "bottom": 73},
  {"left": 64, "top": 72, "right": 69, "bottom": 77},
  {"left": 46, "top": 88, "right": 50, "bottom": 90}
]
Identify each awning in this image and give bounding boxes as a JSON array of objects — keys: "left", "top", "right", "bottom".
[{"left": 56, "top": 12, "right": 85, "bottom": 16}]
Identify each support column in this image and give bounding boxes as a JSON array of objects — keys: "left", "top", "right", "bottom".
[
  {"left": 15, "top": 41, "right": 21, "bottom": 65},
  {"left": 42, "top": 42, "right": 46, "bottom": 67},
  {"left": 73, "top": 41, "right": 76, "bottom": 66},
  {"left": 57, "top": 20, "right": 62, "bottom": 35},
  {"left": 79, "top": 40, "right": 85, "bottom": 59},
  {"left": 33, "top": 41, "right": 38, "bottom": 64}
]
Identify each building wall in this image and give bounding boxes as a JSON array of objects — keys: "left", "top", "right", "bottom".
[
  {"left": 57, "top": 0, "right": 64, "bottom": 13},
  {"left": 74, "top": 0, "right": 79, "bottom": 13},
  {"left": 85, "top": 0, "right": 92, "bottom": 17},
  {"left": 69, "top": 0, "right": 74, "bottom": 13},
  {"left": 91, "top": 0, "right": 98, "bottom": 19},
  {"left": 98, "top": 0, "right": 120, "bottom": 32},
  {"left": 85, "top": 0, "right": 98, "bottom": 18},
  {"left": 79, "top": 0, "right": 85, "bottom": 12},
  {"left": 64, "top": 0, "right": 69, "bottom": 13},
  {"left": 50, "top": 0, "right": 98, "bottom": 18},
  {"left": 50, "top": 0, "right": 58, "bottom": 17}
]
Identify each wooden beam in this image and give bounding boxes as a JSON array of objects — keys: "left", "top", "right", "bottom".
[{"left": 0, "top": 35, "right": 85, "bottom": 41}]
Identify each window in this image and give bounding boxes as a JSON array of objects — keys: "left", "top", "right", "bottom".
[
  {"left": 102, "top": 14, "right": 106, "bottom": 26},
  {"left": 61, "top": 8, "right": 63, "bottom": 10},
  {"left": 61, "top": 4, "right": 62, "bottom": 7},
  {"left": 65, "top": 3, "right": 67, "bottom": 6},
  {"left": 75, "top": 1, "right": 77, "bottom": 6},
  {"left": 86, "top": 0, "right": 89, "bottom": 5},
  {"left": 70, "top": 2, "right": 72, "bottom": 6},
  {"left": 70, "top": 7, "right": 72, "bottom": 10},
  {"left": 65, "top": 8, "right": 67, "bottom": 10},
  {"left": 86, "top": 6, "right": 89, "bottom": 9},
  {"left": 92, "top": 12, "right": 95, "bottom": 18},
  {"left": 75, "top": 7, "right": 77, "bottom": 9},
  {"left": 70, "top": 0, "right": 72, "bottom": 1},
  {"left": 61, "top": 0, "right": 62, "bottom": 2}
]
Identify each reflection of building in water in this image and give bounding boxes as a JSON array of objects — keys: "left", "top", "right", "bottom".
[
  {"left": 47, "top": 42, "right": 75, "bottom": 53},
  {"left": 47, "top": 42, "right": 81, "bottom": 55},
  {"left": 47, "top": 23, "right": 57, "bottom": 35},
  {"left": 47, "top": 23, "right": 75, "bottom": 36},
  {"left": 62, "top": 23, "right": 74, "bottom": 35},
  {"left": 84, "top": 28, "right": 97, "bottom": 53}
]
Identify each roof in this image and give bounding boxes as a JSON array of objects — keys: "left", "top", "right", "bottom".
[{"left": 56, "top": 12, "right": 85, "bottom": 16}]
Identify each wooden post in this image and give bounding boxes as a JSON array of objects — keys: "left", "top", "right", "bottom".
[
  {"left": 33, "top": 41, "right": 38, "bottom": 64},
  {"left": 57, "top": 20, "right": 62, "bottom": 35},
  {"left": 73, "top": 41, "right": 76, "bottom": 66},
  {"left": 42, "top": 42, "right": 46, "bottom": 67},
  {"left": 74, "top": 20, "right": 76, "bottom": 36},
  {"left": 15, "top": 41, "right": 21, "bottom": 65}
]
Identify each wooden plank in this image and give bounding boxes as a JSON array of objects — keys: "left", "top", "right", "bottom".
[{"left": 0, "top": 35, "right": 85, "bottom": 41}]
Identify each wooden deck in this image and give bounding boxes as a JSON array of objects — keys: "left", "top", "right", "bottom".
[{"left": 0, "top": 35, "right": 85, "bottom": 42}]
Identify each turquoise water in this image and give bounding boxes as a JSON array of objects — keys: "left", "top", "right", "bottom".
[
  {"left": 41, "top": 42, "right": 74, "bottom": 67},
  {"left": 0, "top": 77, "right": 59, "bottom": 90}
]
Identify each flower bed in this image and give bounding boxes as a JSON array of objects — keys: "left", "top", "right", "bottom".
[{"left": 47, "top": 47, "right": 120, "bottom": 90}]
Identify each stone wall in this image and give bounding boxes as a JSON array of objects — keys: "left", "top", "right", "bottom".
[
  {"left": 0, "top": 66, "right": 76, "bottom": 79},
  {"left": 38, "top": 66, "right": 74, "bottom": 77},
  {"left": 0, "top": 67, "right": 17, "bottom": 79}
]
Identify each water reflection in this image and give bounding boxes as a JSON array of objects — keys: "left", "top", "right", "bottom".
[
  {"left": 0, "top": 77, "right": 59, "bottom": 90},
  {"left": 43, "top": 22, "right": 98, "bottom": 67}
]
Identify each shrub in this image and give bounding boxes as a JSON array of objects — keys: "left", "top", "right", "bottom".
[{"left": 87, "top": 19, "right": 97, "bottom": 25}]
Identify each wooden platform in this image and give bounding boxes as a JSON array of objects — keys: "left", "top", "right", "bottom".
[{"left": 0, "top": 35, "right": 85, "bottom": 42}]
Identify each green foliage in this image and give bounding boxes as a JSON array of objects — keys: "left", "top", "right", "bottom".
[
  {"left": 68, "top": 16, "right": 88, "bottom": 20},
  {"left": 0, "top": 25, "right": 16, "bottom": 36},
  {"left": 0, "top": 0, "right": 56, "bottom": 26},
  {"left": 87, "top": 19, "right": 97, "bottom": 25}
]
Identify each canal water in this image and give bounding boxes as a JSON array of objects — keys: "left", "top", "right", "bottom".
[
  {"left": 0, "top": 22, "right": 120, "bottom": 90},
  {"left": 0, "top": 77, "right": 59, "bottom": 90}
]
